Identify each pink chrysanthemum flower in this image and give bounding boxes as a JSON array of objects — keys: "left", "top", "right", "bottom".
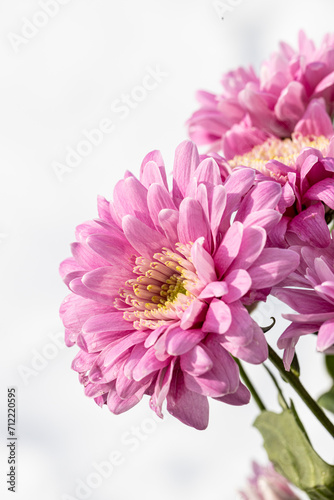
[
  {"left": 239, "top": 462, "right": 301, "bottom": 500},
  {"left": 230, "top": 134, "right": 334, "bottom": 249},
  {"left": 188, "top": 31, "right": 334, "bottom": 159},
  {"left": 274, "top": 236, "right": 334, "bottom": 369},
  {"left": 59, "top": 141, "right": 299, "bottom": 429}
]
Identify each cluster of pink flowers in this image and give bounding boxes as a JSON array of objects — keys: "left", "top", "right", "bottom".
[
  {"left": 188, "top": 31, "right": 334, "bottom": 160},
  {"left": 60, "top": 29, "right": 334, "bottom": 430}
]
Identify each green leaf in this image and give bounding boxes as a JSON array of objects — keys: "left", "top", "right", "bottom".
[
  {"left": 318, "top": 386, "right": 334, "bottom": 414},
  {"left": 254, "top": 408, "right": 334, "bottom": 496},
  {"left": 325, "top": 355, "right": 334, "bottom": 381}
]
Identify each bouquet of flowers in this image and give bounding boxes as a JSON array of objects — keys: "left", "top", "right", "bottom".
[{"left": 59, "top": 31, "right": 334, "bottom": 499}]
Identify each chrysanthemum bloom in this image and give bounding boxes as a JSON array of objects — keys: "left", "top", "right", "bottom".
[
  {"left": 230, "top": 134, "right": 334, "bottom": 249},
  {"left": 188, "top": 31, "right": 334, "bottom": 159},
  {"left": 60, "top": 141, "right": 299, "bottom": 429},
  {"left": 239, "top": 462, "right": 301, "bottom": 500},
  {"left": 274, "top": 235, "right": 334, "bottom": 369}
]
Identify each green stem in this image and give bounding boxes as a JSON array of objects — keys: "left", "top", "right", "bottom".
[
  {"left": 236, "top": 360, "right": 266, "bottom": 412},
  {"left": 268, "top": 345, "right": 334, "bottom": 439}
]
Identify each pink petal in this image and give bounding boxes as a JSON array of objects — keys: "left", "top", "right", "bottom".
[
  {"left": 202, "top": 298, "right": 232, "bottom": 334},
  {"left": 288, "top": 203, "right": 331, "bottom": 248},
  {"left": 140, "top": 149, "right": 167, "bottom": 189},
  {"left": 275, "top": 81, "right": 307, "bottom": 125},
  {"left": 304, "top": 178, "right": 334, "bottom": 210},
  {"left": 132, "top": 346, "right": 171, "bottom": 381},
  {"left": 178, "top": 199, "right": 211, "bottom": 252},
  {"left": 295, "top": 98, "right": 334, "bottom": 137},
  {"left": 165, "top": 325, "right": 206, "bottom": 356},
  {"left": 180, "top": 344, "right": 213, "bottom": 376},
  {"left": 236, "top": 181, "right": 282, "bottom": 222},
  {"left": 214, "top": 382, "right": 250, "bottom": 406},
  {"left": 147, "top": 183, "right": 176, "bottom": 231},
  {"left": 180, "top": 300, "right": 208, "bottom": 329},
  {"left": 275, "top": 288, "right": 334, "bottom": 314},
  {"left": 214, "top": 221, "right": 244, "bottom": 278},
  {"left": 191, "top": 237, "right": 216, "bottom": 285},
  {"left": 167, "top": 369, "right": 209, "bottom": 430},
  {"left": 223, "top": 270, "right": 252, "bottom": 303},
  {"left": 122, "top": 215, "right": 169, "bottom": 259},
  {"left": 158, "top": 209, "right": 179, "bottom": 247},
  {"left": 198, "top": 282, "right": 228, "bottom": 300},
  {"left": 113, "top": 176, "right": 154, "bottom": 229},
  {"left": 318, "top": 318, "right": 334, "bottom": 351},
  {"left": 173, "top": 141, "right": 200, "bottom": 206},
  {"left": 228, "top": 226, "right": 266, "bottom": 272},
  {"left": 248, "top": 248, "right": 300, "bottom": 288},
  {"left": 220, "top": 321, "right": 268, "bottom": 364}
]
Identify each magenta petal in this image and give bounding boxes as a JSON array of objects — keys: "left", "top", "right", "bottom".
[
  {"left": 158, "top": 209, "right": 179, "bottom": 247},
  {"left": 167, "top": 369, "right": 209, "bottom": 430},
  {"left": 132, "top": 346, "right": 170, "bottom": 381},
  {"left": 242, "top": 209, "right": 282, "bottom": 233},
  {"left": 220, "top": 321, "right": 268, "bottom": 364},
  {"left": 184, "top": 337, "right": 239, "bottom": 397},
  {"left": 165, "top": 326, "right": 206, "bottom": 356},
  {"left": 191, "top": 237, "right": 216, "bottom": 285},
  {"left": 140, "top": 160, "right": 166, "bottom": 189},
  {"left": 173, "top": 141, "right": 200, "bottom": 206},
  {"left": 304, "top": 178, "right": 334, "bottom": 210},
  {"left": 223, "top": 269, "right": 252, "bottom": 303},
  {"left": 228, "top": 226, "right": 266, "bottom": 272},
  {"left": 113, "top": 176, "right": 154, "bottom": 229},
  {"left": 295, "top": 98, "right": 334, "bottom": 137},
  {"left": 178, "top": 199, "right": 211, "bottom": 251},
  {"left": 150, "top": 359, "right": 176, "bottom": 417},
  {"left": 140, "top": 149, "right": 167, "bottom": 189},
  {"left": 288, "top": 203, "right": 331, "bottom": 248},
  {"left": 317, "top": 318, "right": 334, "bottom": 351},
  {"left": 180, "top": 300, "right": 208, "bottom": 329},
  {"left": 236, "top": 181, "right": 282, "bottom": 222},
  {"left": 248, "top": 248, "right": 300, "bottom": 288},
  {"left": 202, "top": 298, "right": 232, "bottom": 334},
  {"left": 180, "top": 344, "right": 213, "bottom": 376},
  {"left": 274, "top": 81, "right": 306, "bottom": 125},
  {"left": 122, "top": 214, "right": 169, "bottom": 259},
  {"left": 193, "top": 157, "right": 222, "bottom": 186},
  {"left": 83, "top": 312, "right": 130, "bottom": 333},
  {"left": 82, "top": 267, "right": 129, "bottom": 298},
  {"left": 214, "top": 382, "right": 250, "bottom": 406},
  {"left": 222, "top": 301, "right": 255, "bottom": 346},
  {"left": 198, "top": 281, "right": 228, "bottom": 300},
  {"left": 107, "top": 388, "right": 143, "bottom": 415},
  {"left": 147, "top": 183, "right": 176, "bottom": 230},
  {"left": 214, "top": 221, "right": 244, "bottom": 278},
  {"left": 275, "top": 288, "right": 334, "bottom": 314}
]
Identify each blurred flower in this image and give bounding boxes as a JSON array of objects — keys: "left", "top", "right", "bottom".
[
  {"left": 188, "top": 31, "right": 334, "bottom": 159},
  {"left": 274, "top": 236, "right": 334, "bottom": 369},
  {"left": 60, "top": 141, "right": 299, "bottom": 429},
  {"left": 239, "top": 462, "right": 301, "bottom": 500}
]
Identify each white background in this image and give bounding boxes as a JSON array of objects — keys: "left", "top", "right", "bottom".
[{"left": 1, "top": 1, "right": 334, "bottom": 499}]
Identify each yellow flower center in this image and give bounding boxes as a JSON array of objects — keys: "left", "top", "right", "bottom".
[
  {"left": 229, "top": 133, "right": 330, "bottom": 179},
  {"left": 116, "top": 243, "right": 200, "bottom": 330}
]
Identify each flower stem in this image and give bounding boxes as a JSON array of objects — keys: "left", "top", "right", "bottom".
[
  {"left": 236, "top": 360, "right": 266, "bottom": 412},
  {"left": 268, "top": 345, "right": 334, "bottom": 439}
]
